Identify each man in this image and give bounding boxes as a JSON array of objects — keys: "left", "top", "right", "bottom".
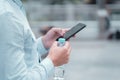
[{"left": 0, "top": 0, "right": 71, "bottom": 80}]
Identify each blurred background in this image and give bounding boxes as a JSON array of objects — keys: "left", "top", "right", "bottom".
[{"left": 22, "top": 0, "right": 120, "bottom": 80}]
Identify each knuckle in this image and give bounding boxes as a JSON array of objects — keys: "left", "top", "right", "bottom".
[
  {"left": 65, "top": 58, "right": 69, "bottom": 64},
  {"left": 63, "top": 47, "right": 68, "bottom": 52},
  {"left": 67, "top": 53, "right": 70, "bottom": 57},
  {"left": 65, "top": 60, "right": 69, "bottom": 64},
  {"left": 66, "top": 53, "right": 69, "bottom": 57}
]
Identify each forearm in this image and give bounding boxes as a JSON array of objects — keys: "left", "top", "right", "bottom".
[
  {"left": 5, "top": 53, "right": 54, "bottom": 80},
  {"left": 25, "top": 58, "right": 54, "bottom": 80}
]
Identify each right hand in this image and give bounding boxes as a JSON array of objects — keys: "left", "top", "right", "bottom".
[{"left": 47, "top": 41, "right": 71, "bottom": 67}]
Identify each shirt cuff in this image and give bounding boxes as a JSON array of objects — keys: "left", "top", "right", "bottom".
[
  {"left": 37, "top": 37, "right": 48, "bottom": 55},
  {"left": 41, "top": 57, "right": 55, "bottom": 77}
]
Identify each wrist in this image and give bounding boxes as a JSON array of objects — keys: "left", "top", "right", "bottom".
[
  {"left": 42, "top": 36, "right": 49, "bottom": 49},
  {"left": 47, "top": 56, "right": 56, "bottom": 67}
]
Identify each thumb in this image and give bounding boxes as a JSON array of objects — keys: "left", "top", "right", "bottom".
[
  {"left": 53, "top": 28, "right": 63, "bottom": 36},
  {"left": 63, "top": 41, "right": 70, "bottom": 49}
]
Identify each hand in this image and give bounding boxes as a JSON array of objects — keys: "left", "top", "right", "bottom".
[
  {"left": 47, "top": 41, "right": 71, "bottom": 67},
  {"left": 42, "top": 28, "right": 67, "bottom": 49}
]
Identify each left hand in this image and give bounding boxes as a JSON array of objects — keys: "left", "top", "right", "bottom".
[{"left": 42, "top": 28, "right": 67, "bottom": 49}]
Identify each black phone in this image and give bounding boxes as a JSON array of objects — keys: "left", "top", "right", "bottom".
[{"left": 63, "top": 23, "right": 86, "bottom": 40}]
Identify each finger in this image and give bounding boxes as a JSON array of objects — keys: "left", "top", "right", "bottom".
[
  {"left": 73, "top": 34, "right": 76, "bottom": 38},
  {"left": 64, "top": 55, "right": 70, "bottom": 64},
  {"left": 55, "top": 28, "right": 70, "bottom": 36},
  {"left": 62, "top": 28, "right": 70, "bottom": 35},
  {"left": 63, "top": 28, "right": 70, "bottom": 32},
  {"left": 68, "top": 46, "right": 72, "bottom": 54},
  {"left": 52, "top": 41, "right": 58, "bottom": 47},
  {"left": 65, "top": 45, "right": 71, "bottom": 56},
  {"left": 64, "top": 41, "right": 70, "bottom": 49},
  {"left": 52, "top": 28, "right": 63, "bottom": 36}
]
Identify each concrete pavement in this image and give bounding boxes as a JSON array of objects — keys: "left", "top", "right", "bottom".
[{"left": 57, "top": 40, "right": 120, "bottom": 80}]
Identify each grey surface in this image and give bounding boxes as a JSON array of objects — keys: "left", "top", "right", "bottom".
[{"left": 53, "top": 40, "right": 120, "bottom": 80}]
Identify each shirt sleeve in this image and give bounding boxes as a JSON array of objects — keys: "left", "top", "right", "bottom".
[
  {"left": 36, "top": 37, "right": 49, "bottom": 55},
  {"left": 0, "top": 12, "right": 54, "bottom": 80}
]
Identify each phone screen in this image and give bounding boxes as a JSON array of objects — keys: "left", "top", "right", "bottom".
[{"left": 64, "top": 23, "right": 86, "bottom": 40}]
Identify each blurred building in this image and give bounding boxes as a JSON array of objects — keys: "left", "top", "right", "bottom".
[{"left": 23, "top": 0, "right": 120, "bottom": 40}]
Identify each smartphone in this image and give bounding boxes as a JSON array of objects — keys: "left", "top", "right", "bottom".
[{"left": 63, "top": 23, "right": 86, "bottom": 40}]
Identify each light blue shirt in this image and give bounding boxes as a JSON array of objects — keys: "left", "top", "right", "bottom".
[{"left": 0, "top": 0, "right": 54, "bottom": 80}]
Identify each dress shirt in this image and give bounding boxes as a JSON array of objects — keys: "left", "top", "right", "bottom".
[{"left": 0, "top": 0, "right": 54, "bottom": 80}]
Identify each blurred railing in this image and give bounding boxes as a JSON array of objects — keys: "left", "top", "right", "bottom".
[
  {"left": 23, "top": 2, "right": 120, "bottom": 21},
  {"left": 24, "top": 3, "right": 97, "bottom": 21},
  {"left": 23, "top": 2, "right": 120, "bottom": 40}
]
